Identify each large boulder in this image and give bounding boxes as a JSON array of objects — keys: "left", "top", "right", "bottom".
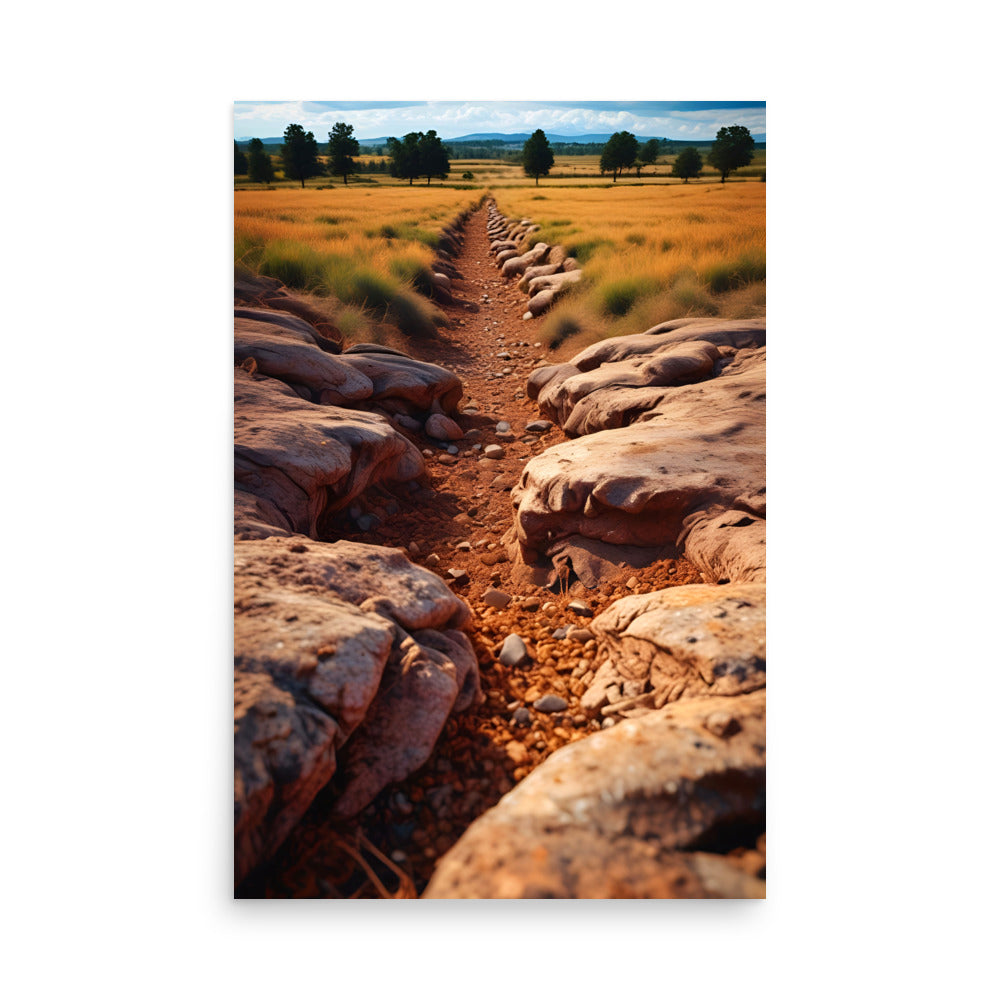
[
  {"left": 235, "top": 536, "right": 480, "bottom": 885},
  {"left": 509, "top": 319, "right": 765, "bottom": 586},
  {"left": 336, "top": 350, "right": 463, "bottom": 415},
  {"left": 234, "top": 368, "right": 424, "bottom": 539},
  {"left": 235, "top": 314, "right": 373, "bottom": 406},
  {"left": 424, "top": 689, "right": 765, "bottom": 898}
]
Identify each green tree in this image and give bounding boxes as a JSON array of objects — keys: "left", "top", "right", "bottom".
[
  {"left": 327, "top": 122, "right": 360, "bottom": 185},
  {"left": 387, "top": 133, "right": 422, "bottom": 185},
  {"left": 234, "top": 141, "right": 248, "bottom": 175},
  {"left": 281, "top": 123, "right": 322, "bottom": 187},
  {"left": 418, "top": 130, "right": 450, "bottom": 185},
  {"left": 707, "top": 125, "right": 755, "bottom": 183},
  {"left": 246, "top": 138, "right": 275, "bottom": 184},
  {"left": 671, "top": 146, "right": 703, "bottom": 183},
  {"left": 522, "top": 129, "right": 554, "bottom": 185},
  {"left": 635, "top": 138, "right": 661, "bottom": 178},
  {"left": 600, "top": 131, "right": 639, "bottom": 182}
]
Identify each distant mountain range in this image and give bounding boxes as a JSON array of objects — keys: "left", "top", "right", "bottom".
[{"left": 236, "top": 131, "right": 766, "bottom": 146}]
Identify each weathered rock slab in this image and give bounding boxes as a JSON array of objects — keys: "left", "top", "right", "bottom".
[
  {"left": 423, "top": 690, "right": 765, "bottom": 898},
  {"left": 234, "top": 537, "right": 480, "bottom": 884},
  {"left": 510, "top": 319, "right": 765, "bottom": 586},
  {"left": 234, "top": 369, "right": 424, "bottom": 539},
  {"left": 584, "top": 583, "right": 766, "bottom": 713}
]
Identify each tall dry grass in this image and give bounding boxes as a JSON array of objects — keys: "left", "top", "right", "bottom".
[
  {"left": 495, "top": 183, "right": 765, "bottom": 346},
  {"left": 234, "top": 188, "right": 482, "bottom": 342}
]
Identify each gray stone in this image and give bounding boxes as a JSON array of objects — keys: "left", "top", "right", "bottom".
[
  {"left": 425, "top": 413, "right": 464, "bottom": 441},
  {"left": 533, "top": 694, "right": 568, "bottom": 713},
  {"left": 498, "top": 634, "right": 530, "bottom": 667},
  {"left": 512, "top": 707, "right": 532, "bottom": 726},
  {"left": 484, "top": 444, "right": 505, "bottom": 459},
  {"left": 483, "top": 588, "right": 513, "bottom": 609}
]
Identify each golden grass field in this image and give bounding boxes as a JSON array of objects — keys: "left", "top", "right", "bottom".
[
  {"left": 494, "top": 181, "right": 765, "bottom": 346},
  {"left": 234, "top": 156, "right": 764, "bottom": 348}
]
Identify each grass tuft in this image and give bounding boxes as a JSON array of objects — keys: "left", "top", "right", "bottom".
[{"left": 702, "top": 250, "right": 766, "bottom": 293}]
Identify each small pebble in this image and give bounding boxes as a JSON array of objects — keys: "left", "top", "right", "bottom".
[
  {"left": 425, "top": 553, "right": 441, "bottom": 566},
  {"left": 567, "top": 627, "right": 594, "bottom": 643},
  {"left": 496, "top": 420, "right": 511, "bottom": 432},
  {"left": 483, "top": 588, "right": 512, "bottom": 609},
  {"left": 525, "top": 420, "right": 552, "bottom": 433},
  {"left": 533, "top": 694, "right": 568, "bottom": 713},
  {"left": 512, "top": 707, "right": 531, "bottom": 726},
  {"left": 498, "top": 634, "right": 530, "bottom": 667},
  {"left": 484, "top": 444, "right": 505, "bottom": 459},
  {"left": 521, "top": 596, "right": 541, "bottom": 612},
  {"left": 567, "top": 600, "right": 593, "bottom": 618}
]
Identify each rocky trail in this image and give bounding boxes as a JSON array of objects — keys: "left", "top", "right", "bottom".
[{"left": 234, "top": 199, "right": 766, "bottom": 898}]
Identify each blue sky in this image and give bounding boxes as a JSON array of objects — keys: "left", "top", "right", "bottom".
[{"left": 233, "top": 101, "right": 765, "bottom": 141}]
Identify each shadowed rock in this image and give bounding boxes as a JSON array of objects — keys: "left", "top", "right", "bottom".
[
  {"left": 235, "top": 315, "right": 374, "bottom": 405},
  {"left": 424, "top": 690, "right": 765, "bottom": 898},
  {"left": 234, "top": 369, "right": 424, "bottom": 539},
  {"left": 510, "top": 318, "right": 765, "bottom": 586},
  {"left": 234, "top": 537, "right": 480, "bottom": 884}
]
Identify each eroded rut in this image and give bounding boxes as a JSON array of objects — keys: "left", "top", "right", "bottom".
[{"left": 237, "top": 202, "right": 705, "bottom": 898}]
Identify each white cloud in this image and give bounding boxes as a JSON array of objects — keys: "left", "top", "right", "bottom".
[{"left": 233, "top": 100, "right": 765, "bottom": 140}]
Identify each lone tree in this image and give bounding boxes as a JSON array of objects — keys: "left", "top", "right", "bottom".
[
  {"left": 522, "top": 129, "right": 554, "bottom": 185},
  {"left": 707, "top": 125, "right": 755, "bottom": 183},
  {"left": 328, "top": 122, "right": 360, "bottom": 185},
  {"left": 635, "top": 138, "right": 661, "bottom": 178},
  {"left": 281, "top": 123, "right": 322, "bottom": 187},
  {"left": 234, "top": 141, "right": 248, "bottom": 175},
  {"left": 387, "top": 133, "right": 422, "bottom": 185},
  {"left": 418, "top": 130, "right": 450, "bottom": 184},
  {"left": 600, "top": 131, "right": 639, "bottom": 182},
  {"left": 246, "top": 138, "right": 275, "bottom": 184},
  {"left": 671, "top": 146, "right": 703, "bottom": 183}
]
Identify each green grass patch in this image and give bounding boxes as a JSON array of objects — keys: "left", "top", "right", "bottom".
[
  {"left": 389, "top": 255, "right": 436, "bottom": 298},
  {"left": 370, "top": 221, "right": 440, "bottom": 248},
  {"left": 564, "top": 237, "right": 615, "bottom": 263},
  {"left": 597, "top": 275, "right": 661, "bottom": 317},
  {"left": 701, "top": 250, "right": 766, "bottom": 293},
  {"left": 258, "top": 240, "right": 329, "bottom": 292}
]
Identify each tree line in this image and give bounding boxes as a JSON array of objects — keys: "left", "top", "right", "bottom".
[{"left": 235, "top": 122, "right": 758, "bottom": 186}]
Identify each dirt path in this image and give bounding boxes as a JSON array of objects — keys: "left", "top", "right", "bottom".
[{"left": 237, "top": 202, "right": 701, "bottom": 898}]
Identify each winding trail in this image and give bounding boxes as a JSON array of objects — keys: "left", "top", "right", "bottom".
[{"left": 237, "top": 200, "right": 701, "bottom": 898}]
